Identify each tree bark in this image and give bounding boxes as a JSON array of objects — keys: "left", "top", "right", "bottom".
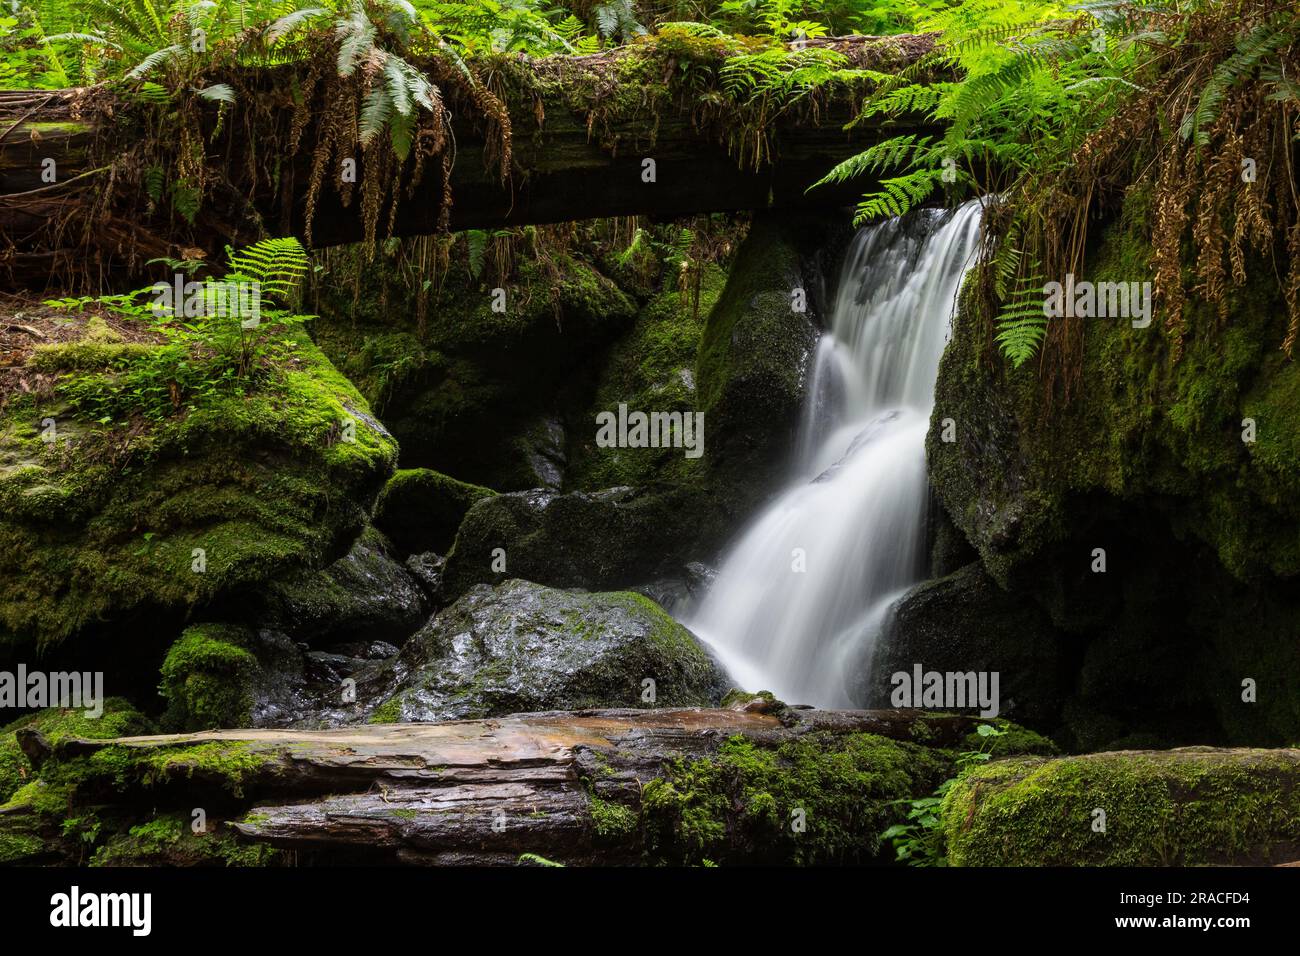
[{"left": 0, "top": 35, "right": 940, "bottom": 289}]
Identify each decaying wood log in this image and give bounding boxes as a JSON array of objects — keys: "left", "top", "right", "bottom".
[
  {"left": 22, "top": 706, "right": 980, "bottom": 865},
  {"left": 0, "top": 35, "right": 943, "bottom": 290}
]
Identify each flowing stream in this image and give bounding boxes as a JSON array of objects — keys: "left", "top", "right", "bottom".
[{"left": 684, "top": 202, "right": 983, "bottom": 706}]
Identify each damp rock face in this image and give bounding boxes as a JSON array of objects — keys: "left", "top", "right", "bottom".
[
  {"left": 249, "top": 524, "right": 427, "bottom": 647},
  {"left": 367, "top": 579, "right": 729, "bottom": 722}
]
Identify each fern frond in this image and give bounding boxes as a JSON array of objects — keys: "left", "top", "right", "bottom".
[
  {"left": 852, "top": 168, "right": 946, "bottom": 224},
  {"left": 809, "top": 134, "right": 936, "bottom": 191},
  {"left": 226, "top": 236, "right": 311, "bottom": 304},
  {"left": 994, "top": 279, "right": 1050, "bottom": 369},
  {"left": 359, "top": 85, "right": 393, "bottom": 148},
  {"left": 1181, "top": 12, "right": 1300, "bottom": 147}
]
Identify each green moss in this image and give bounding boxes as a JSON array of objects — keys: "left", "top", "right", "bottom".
[
  {"left": 0, "top": 328, "right": 396, "bottom": 649},
  {"left": 90, "top": 812, "right": 282, "bottom": 866},
  {"left": 158, "top": 624, "right": 259, "bottom": 731},
  {"left": 28, "top": 340, "right": 153, "bottom": 371},
  {"left": 367, "top": 698, "right": 403, "bottom": 724},
  {"left": 640, "top": 732, "right": 950, "bottom": 865},
  {"left": 943, "top": 749, "right": 1300, "bottom": 866},
  {"left": 373, "top": 467, "right": 496, "bottom": 555},
  {"left": 589, "top": 796, "right": 638, "bottom": 840},
  {"left": 719, "top": 689, "right": 780, "bottom": 709},
  {"left": 0, "top": 831, "right": 45, "bottom": 863},
  {"left": 963, "top": 719, "right": 1060, "bottom": 757},
  {"left": 50, "top": 740, "right": 280, "bottom": 800},
  {"left": 566, "top": 269, "right": 726, "bottom": 491},
  {"left": 0, "top": 699, "right": 152, "bottom": 804}
]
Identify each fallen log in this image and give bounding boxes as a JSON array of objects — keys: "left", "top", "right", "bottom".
[
  {"left": 0, "top": 34, "right": 942, "bottom": 290},
  {"left": 10, "top": 705, "right": 978, "bottom": 865}
]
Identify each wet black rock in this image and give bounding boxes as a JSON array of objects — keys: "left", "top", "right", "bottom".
[{"left": 365, "top": 578, "right": 730, "bottom": 722}]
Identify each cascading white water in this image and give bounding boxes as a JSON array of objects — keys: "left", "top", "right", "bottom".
[{"left": 684, "top": 201, "right": 982, "bottom": 706}]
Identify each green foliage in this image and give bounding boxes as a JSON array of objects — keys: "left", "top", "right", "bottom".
[
  {"left": 226, "top": 236, "right": 312, "bottom": 306},
  {"left": 158, "top": 624, "right": 259, "bottom": 730},
  {"left": 993, "top": 278, "right": 1048, "bottom": 369},
  {"left": 45, "top": 237, "right": 314, "bottom": 424},
  {"left": 595, "top": 0, "right": 645, "bottom": 41},
  {"left": 880, "top": 721, "right": 1016, "bottom": 866}
]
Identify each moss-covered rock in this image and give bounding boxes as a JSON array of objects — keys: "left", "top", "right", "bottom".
[
  {"left": 440, "top": 485, "right": 728, "bottom": 599},
  {"left": 0, "top": 326, "right": 397, "bottom": 652},
  {"left": 373, "top": 468, "right": 496, "bottom": 556},
  {"left": 366, "top": 578, "right": 728, "bottom": 721},
  {"left": 925, "top": 192, "right": 1300, "bottom": 745},
  {"left": 157, "top": 623, "right": 319, "bottom": 731},
  {"left": 158, "top": 625, "right": 261, "bottom": 731},
  {"left": 565, "top": 270, "right": 725, "bottom": 491},
  {"left": 870, "top": 562, "right": 1075, "bottom": 733},
  {"left": 249, "top": 523, "right": 427, "bottom": 643},
  {"left": 942, "top": 747, "right": 1300, "bottom": 866},
  {"left": 313, "top": 248, "right": 636, "bottom": 491},
  {"left": 639, "top": 731, "right": 950, "bottom": 865}
]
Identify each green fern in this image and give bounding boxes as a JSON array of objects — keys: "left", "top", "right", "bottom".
[
  {"left": 994, "top": 279, "right": 1049, "bottom": 369},
  {"left": 853, "top": 168, "right": 947, "bottom": 224},
  {"left": 1181, "top": 11, "right": 1300, "bottom": 147},
  {"left": 465, "top": 229, "right": 488, "bottom": 280},
  {"left": 225, "top": 236, "right": 311, "bottom": 305}
]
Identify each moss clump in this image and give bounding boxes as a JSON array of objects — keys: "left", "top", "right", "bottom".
[
  {"left": 720, "top": 688, "right": 781, "bottom": 709},
  {"left": 962, "top": 719, "right": 1060, "bottom": 757},
  {"left": 566, "top": 270, "right": 725, "bottom": 492},
  {"left": 42, "top": 739, "right": 281, "bottom": 801},
  {"left": 640, "top": 732, "right": 950, "bottom": 865},
  {"left": 90, "top": 813, "right": 282, "bottom": 867},
  {"left": 0, "top": 831, "right": 46, "bottom": 863},
  {"left": 28, "top": 340, "right": 154, "bottom": 371},
  {"left": 372, "top": 467, "right": 496, "bottom": 555},
  {"left": 943, "top": 748, "right": 1300, "bottom": 866},
  {"left": 367, "top": 697, "right": 404, "bottom": 724},
  {"left": 589, "top": 796, "right": 638, "bottom": 840},
  {"left": 0, "top": 328, "right": 396, "bottom": 650},
  {"left": 158, "top": 624, "right": 260, "bottom": 731},
  {"left": 0, "top": 698, "right": 153, "bottom": 803}
]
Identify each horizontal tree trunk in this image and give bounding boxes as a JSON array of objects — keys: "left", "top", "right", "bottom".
[
  {"left": 15, "top": 705, "right": 978, "bottom": 865},
  {"left": 0, "top": 34, "right": 940, "bottom": 290}
]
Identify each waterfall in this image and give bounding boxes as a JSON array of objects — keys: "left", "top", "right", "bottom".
[{"left": 684, "top": 201, "right": 983, "bottom": 706}]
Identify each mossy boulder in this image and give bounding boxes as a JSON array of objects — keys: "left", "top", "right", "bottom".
[
  {"left": 366, "top": 578, "right": 728, "bottom": 721},
  {"left": 0, "top": 327, "right": 397, "bottom": 653},
  {"left": 249, "top": 523, "right": 427, "bottom": 643},
  {"left": 373, "top": 468, "right": 496, "bottom": 556},
  {"left": 692, "top": 214, "right": 822, "bottom": 496},
  {"left": 439, "top": 485, "right": 730, "bottom": 599},
  {"left": 565, "top": 271, "right": 724, "bottom": 491},
  {"left": 313, "top": 249, "right": 636, "bottom": 490},
  {"left": 158, "top": 624, "right": 309, "bottom": 731},
  {"left": 942, "top": 747, "right": 1300, "bottom": 866},
  {"left": 925, "top": 192, "right": 1300, "bottom": 745}
]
